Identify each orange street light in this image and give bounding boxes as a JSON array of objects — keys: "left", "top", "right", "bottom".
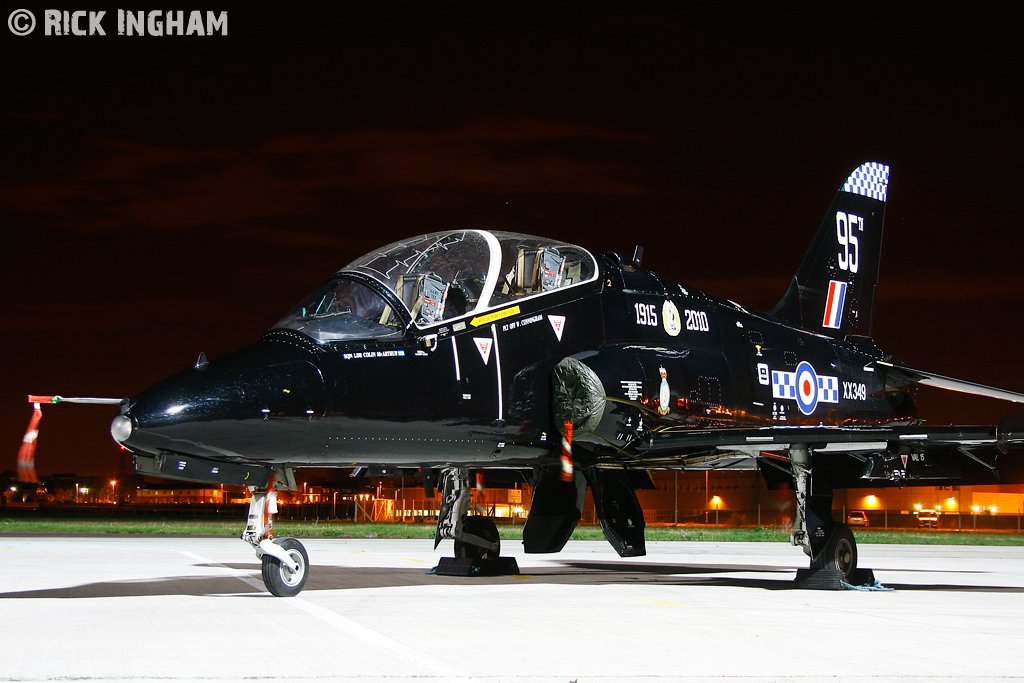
[{"left": 710, "top": 496, "right": 722, "bottom": 527}]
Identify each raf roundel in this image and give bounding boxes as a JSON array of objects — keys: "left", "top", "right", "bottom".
[{"left": 795, "top": 361, "right": 819, "bottom": 416}]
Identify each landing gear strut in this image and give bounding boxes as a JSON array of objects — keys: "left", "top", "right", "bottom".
[
  {"left": 433, "top": 467, "right": 517, "bottom": 575},
  {"left": 790, "top": 445, "right": 868, "bottom": 588},
  {"left": 242, "top": 474, "right": 310, "bottom": 596}
]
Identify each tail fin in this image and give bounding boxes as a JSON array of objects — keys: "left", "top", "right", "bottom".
[{"left": 769, "top": 161, "right": 889, "bottom": 338}]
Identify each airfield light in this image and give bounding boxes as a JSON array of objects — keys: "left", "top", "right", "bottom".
[{"left": 710, "top": 496, "right": 722, "bottom": 527}]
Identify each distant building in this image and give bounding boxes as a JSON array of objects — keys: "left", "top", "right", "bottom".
[{"left": 136, "top": 487, "right": 227, "bottom": 504}]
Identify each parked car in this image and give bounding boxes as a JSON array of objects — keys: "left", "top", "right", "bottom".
[
  {"left": 846, "top": 510, "right": 869, "bottom": 527},
  {"left": 917, "top": 509, "right": 941, "bottom": 527}
]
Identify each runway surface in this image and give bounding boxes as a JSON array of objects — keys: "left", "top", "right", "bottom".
[{"left": 2, "top": 535, "right": 1023, "bottom": 682}]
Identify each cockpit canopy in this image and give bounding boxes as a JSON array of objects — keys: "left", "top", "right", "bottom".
[{"left": 272, "top": 230, "right": 598, "bottom": 343}]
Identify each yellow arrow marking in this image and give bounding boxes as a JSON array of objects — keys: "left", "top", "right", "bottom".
[{"left": 470, "top": 305, "right": 520, "bottom": 327}]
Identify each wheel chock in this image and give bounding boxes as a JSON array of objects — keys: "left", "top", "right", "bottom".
[
  {"left": 794, "top": 568, "right": 845, "bottom": 590},
  {"left": 794, "top": 567, "right": 878, "bottom": 590},
  {"left": 433, "top": 556, "right": 520, "bottom": 576}
]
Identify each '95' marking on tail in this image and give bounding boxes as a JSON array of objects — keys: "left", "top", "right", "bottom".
[{"left": 836, "top": 212, "right": 863, "bottom": 273}]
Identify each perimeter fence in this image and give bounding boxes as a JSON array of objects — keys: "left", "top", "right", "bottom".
[{"left": 2, "top": 503, "right": 1022, "bottom": 532}]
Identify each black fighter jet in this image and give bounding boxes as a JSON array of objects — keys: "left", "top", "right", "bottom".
[{"left": 25, "top": 161, "right": 1024, "bottom": 596}]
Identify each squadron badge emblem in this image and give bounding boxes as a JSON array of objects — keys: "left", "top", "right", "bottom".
[{"left": 662, "top": 300, "right": 681, "bottom": 337}]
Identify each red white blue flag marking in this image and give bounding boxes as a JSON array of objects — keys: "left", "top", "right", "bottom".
[{"left": 822, "top": 279, "right": 848, "bottom": 330}]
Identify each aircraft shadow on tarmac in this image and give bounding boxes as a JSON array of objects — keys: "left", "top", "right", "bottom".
[{"left": 2, "top": 560, "right": 1022, "bottom": 598}]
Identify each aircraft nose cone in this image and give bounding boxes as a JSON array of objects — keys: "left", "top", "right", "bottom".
[
  {"left": 113, "top": 341, "right": 327, "bottom": 461},
  {"left": 111, "top": 414, "right": 134, "bottom": 444}
]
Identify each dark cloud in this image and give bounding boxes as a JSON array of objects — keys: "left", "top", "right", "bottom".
[
  {"left": 877, "top": 273, "right": 1024, "bottom": 304},
  {"left": 689, "top": 272, "right": 1024, "bottom": 316},
  {"left": 0, "top": 120, "right": 652, "bottom": 234}
]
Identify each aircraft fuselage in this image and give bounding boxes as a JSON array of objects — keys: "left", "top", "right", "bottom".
[{"left": 120, "top": 253, "right": 914, "bottom": 474}]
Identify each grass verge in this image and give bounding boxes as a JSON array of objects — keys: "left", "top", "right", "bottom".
[{"left": 2, "top": 517, "right": 1023, "bottom": 545}]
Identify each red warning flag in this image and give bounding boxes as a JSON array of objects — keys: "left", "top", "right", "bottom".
[
  {"left": 560, "top": 420, "right": 574, "bottom": 482},
  {"left": 18, "top": 403, "right": 43, "bottom": 483},
  {"left": 17, "top": 395, "right": 123, "bottom": 484}
]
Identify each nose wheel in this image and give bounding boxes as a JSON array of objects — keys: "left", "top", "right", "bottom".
[{"left": 261, "top": 537, "right": 309, "bottom": 597}]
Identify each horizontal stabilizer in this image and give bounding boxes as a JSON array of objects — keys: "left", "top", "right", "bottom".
[
  {"left": 872, "top": 362, "right": 1024, "bottom": 404},
  {"left": 997, "top": 413, "right": 1024, "bottom": 453}
]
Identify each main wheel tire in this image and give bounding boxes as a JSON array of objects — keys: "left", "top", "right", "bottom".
[
  {"left": 261, "top": 537, "right": 309, "bottom": 597},
  {"left": 454, "top": 516, "right": 500, "bottom": 562},
  {"left": 812, "top": 523, "right": 857, "bottom": 577}
]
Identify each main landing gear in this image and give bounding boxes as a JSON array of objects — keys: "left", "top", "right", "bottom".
[
  {"left": 789, "top": 445, "right": 872, "bottom": 589},
  {"left": 433, "top": 467, "right": 518, "bottom": 576},
  {"left": 243, "top": 474, "right": 310, "bottom": 597}
]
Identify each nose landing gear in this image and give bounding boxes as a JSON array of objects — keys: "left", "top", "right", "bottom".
[{"left": 243, "top": 473, "right": 310, "bottom": 597}]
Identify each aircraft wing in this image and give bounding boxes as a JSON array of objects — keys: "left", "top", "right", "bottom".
[
  {"left": 616, "top": 418, "right": 1024, "bottom": 488},
  {"left": 600, "top": 361, "right": 1024, "bottom": 483},
  {"left": 871, "top": 361, "right": 1024, "bottom": 404}
]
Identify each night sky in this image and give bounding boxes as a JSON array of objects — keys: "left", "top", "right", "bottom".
[{"left": 3, "top": 6, "right": 1022, "bottom": 477}]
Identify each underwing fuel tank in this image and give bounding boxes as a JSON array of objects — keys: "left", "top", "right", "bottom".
[{"left": 111, "top": 340, "right": 326, "bottom": 463}]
